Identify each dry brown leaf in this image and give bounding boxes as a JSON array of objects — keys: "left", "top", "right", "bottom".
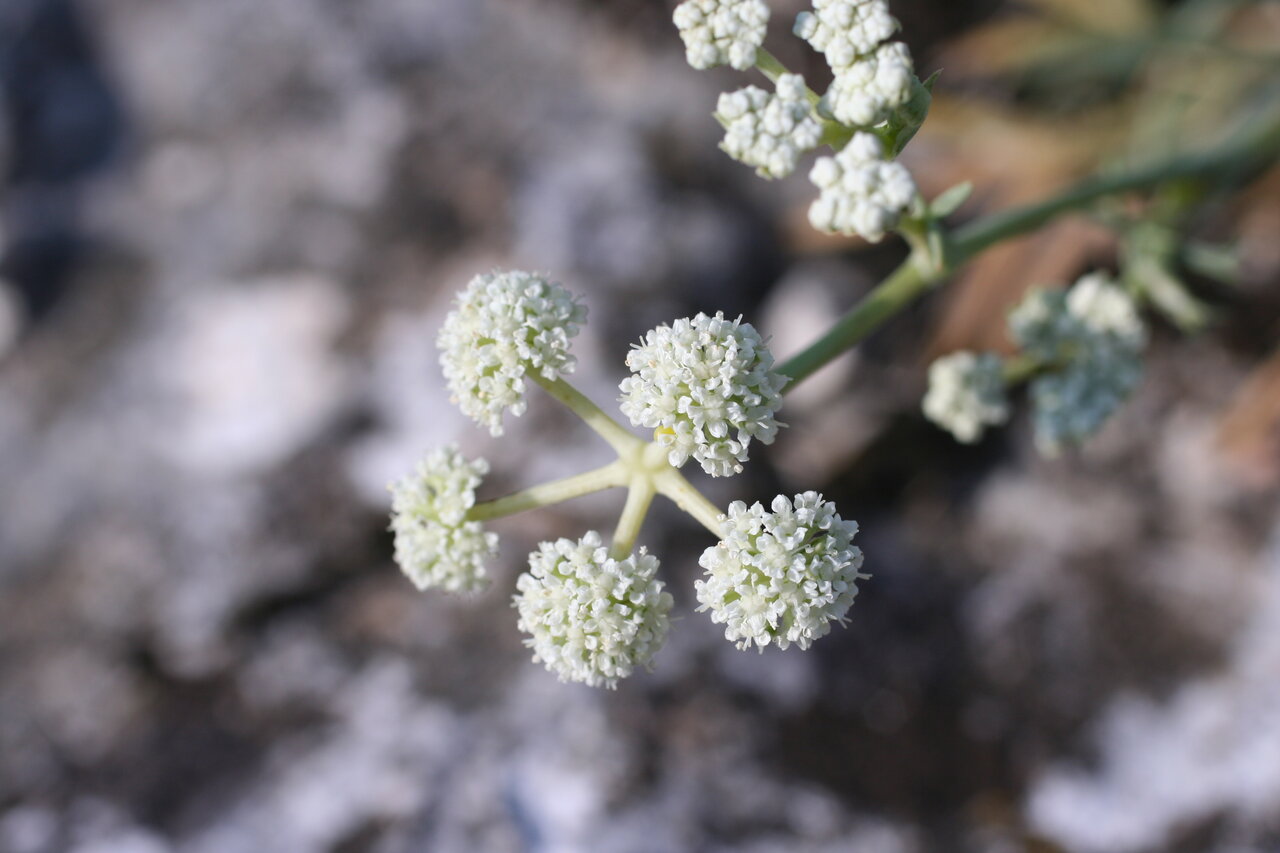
[
  {"left": 1217, "top": 346, "right": 1280, "bottom": 488},
  {"left": 909, "top": 97, "right": 1125, "bottom": 356}
]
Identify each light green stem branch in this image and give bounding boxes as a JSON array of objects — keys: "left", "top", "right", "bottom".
[
  {"left": 468, "top": 461, "right": 628, "bottom": 522},
  {"left": 777, "top": 110, "right": 1280, "bottom": 387},
  {"left": 753, "top": 48, "right": 791, "bottom": 86},
  {"left": 610, "top": 477, "right": 657, "bottom": 559},
  {"left": 654, "top": 469, "right": 724, "bottom": 538},
  {"left": 778, "top": 255, "right": 936, "bottom": 386},
  {"left": 533, "top": 375, "right": 643, "bottom": 456},
  {"left": 1002, "top": 354, "right": 1043, "bottom": 384}
]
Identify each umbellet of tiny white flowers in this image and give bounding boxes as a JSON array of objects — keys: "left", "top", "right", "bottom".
[
  {"left": 923, "top": 351, "right": 1011, "bottom": 444},
  {"left": 717, "top": 74, "right": 824, "bottom": 179},
  {"left": 388, "top": 444, "right": 498, "bottom": 593},
  {"left": 437, "top": 270, "right": 586, "bottom": 436},
  {"left": 821, "top": 41, "right": 914, "bottom": 128},
  {"left": 696, "top": 492, "right": 866, "bottom": 650},
  {"left": 673, "top": 0, "right": 771, "bottom": 71},
  {"left": 513, "top": 532, "right": 673, "bottom": 689},
  {"left": 808, "top": 132, "right": 917, "bottom": 242},
  {"left": 618, "top": 311, "right": 788, "bottom": 477},
  {"left": 1009, "top": 272, "right": 1147, "bottom": 453}
]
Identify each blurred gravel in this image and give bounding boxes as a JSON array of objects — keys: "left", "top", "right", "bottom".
[{"left": 1, "top": 1, "right": 1278, "bottom": 852}]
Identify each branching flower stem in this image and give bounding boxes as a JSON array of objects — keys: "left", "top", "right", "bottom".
[
  {"left": 611, "top": 476, "right": 657, "bottom": 559},
  {"left": 777, "top": 110, "right": 1280, "bottom": 387},
  {"left": 467, "top": 378, "right": 725, "bottom": 546},
  {"left": 653, "top": 467, "right": 725, "bottom": 537},
  {"left": 467, "top": 460, "right": 629, "bottom": 522},
  {"left": 532, "top": 375, "right": 641, "bottom": 455}
]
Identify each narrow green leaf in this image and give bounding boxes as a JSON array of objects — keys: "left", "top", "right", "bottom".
[{"left": 930, "top": 182, "right": 974, "bottom": 218}]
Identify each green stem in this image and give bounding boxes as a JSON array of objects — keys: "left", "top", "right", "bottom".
[
  {"left": 533, "top": 375, "right": 643, "bottom": 456},
  {"left": 778, "top": 110, "right": 1280, "bottom": 388},
  {"left": 754, "top": 48, "right": 823, "bottom": 106},
  {"left": 952, "top": 112, "right": 1280, "bottom": 259},
  {"left": 778, "top": 253, "right": 936, "bottom": 386},
  {"left": 610, "top": 476, "right": 657, "bottom": 559},
  {"left": 753, "top": 47, "right": 790, "bottom": 85},
  {"left": 654, "top": 469, "right": 724, "bottom": 538},
  {"left": 468, "top": 461, "right": 628, "bottom": 522},
  {"left": 1002, "top": 354, "right": 1043, "bottom": 384}
]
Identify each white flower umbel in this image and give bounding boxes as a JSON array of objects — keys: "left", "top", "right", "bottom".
[
  {"left": 514, "top": 531, "right": 673, "bottom": 689},
  {"left": 718, "top": 74, "right": 823, "bottom": 179},
  {"left": 923, "top": 351, "right": 1010, "bottom": 444},
  {"left": 808, "top": 132, "right": 916, "bottom": 242},
  {"left": 389, "top": 445, "right": 498, "bottom": 593},
  {"left": 794, "top": 0, "right": 898, "bottom": 69},
  {"left": 673, "top": 0, "right": 770, "bottom": 71},
  {"left": 619, "top": 312, "right": 788, "bottom": 477},
  {"left": 1009, "top": 273, "right": 1146, "bottom": 454},
  {"left": 697, "top": 492, "right": 866, "bottom": 651},
  {"left": 821, "top": 41, "right": 913, "bottom": 128},
  {"left": 438, "top": 270, "right": 587, "bottom": 436}
]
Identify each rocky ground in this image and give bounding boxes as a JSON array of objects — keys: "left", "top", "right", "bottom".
[{"left": 1, "top": 1, "right": 1279, "bottom": 851}]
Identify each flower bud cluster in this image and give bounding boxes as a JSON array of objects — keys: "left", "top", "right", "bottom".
[
  {"left": 696, "top": 492, "right": 866, "bottom": 650},
  {"left": 673, "top": 0, "right": 770, "bottom": 71},
  {"left": 718, "top": 74, "right": 824, "bottom": 179},
  {"left": 619, "top": 312, "right": 788, "bottom": 477},
  {"left": 438, "top": 270, "right": 586, "bottom": 436},
  {"left": 388, "top": 445, "right": 498, "bottom": 593},
  {"left": 1010, "top": 273, "right": 1147, "bottom": 453},
  {"left": 795, "top": 0, "right": 914, "bottom": 128},
  {"left": 821, "top": 41, "right": 914, "bottom": 128},
  {"left": 808, "top": 132, "right": 916, "bottom": 242},
  {"left": 922, "top": 351, "right": 1010, "bottom": 444},
  {"left": 513, "top": 532, "right": 673, "bottom": 688},
  {"left": 794, "top": 0, "right": 897, "bottom": 62}
]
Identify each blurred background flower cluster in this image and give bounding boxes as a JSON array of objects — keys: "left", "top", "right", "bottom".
[{"left": 1, "top": 0, "right": 1279, "bottom": 851}]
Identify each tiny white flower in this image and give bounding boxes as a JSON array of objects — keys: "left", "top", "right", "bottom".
[
  {"left": 674, "top": 0, "right": 771, "bottom": 71},
  {"left": 923, "top": 351, "right": 1010, "bottom": 444},
  {"left": 821, "top": 41, "right": 914, "bottom": 128},
  {"left": 808, "top": 131, "right": 916, "bottom": 242},
  {"left": 438, "top": 270, "right": 587, "bottom": 436},
  {"left": 619, "top": 312, "right": 788, "bottom": 477},
  {"left": 514, "top": 532, "right": 673, "bottom": 689},
  {"left": 696, "top": 492, "right": 866, "bottom": 651},
  {"left": 388, "top": 445, "right": 498, "bottom": 593},
  {"left": 717, "top": 74, "right": 824, "bottom": 179},
  {"left": 794, "top": 0, "right": 898, "bottom": 69}
]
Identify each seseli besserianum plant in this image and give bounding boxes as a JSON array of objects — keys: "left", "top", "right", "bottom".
[{"left": 380, "top": 0, "right": 1246, "bottom": 688}]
